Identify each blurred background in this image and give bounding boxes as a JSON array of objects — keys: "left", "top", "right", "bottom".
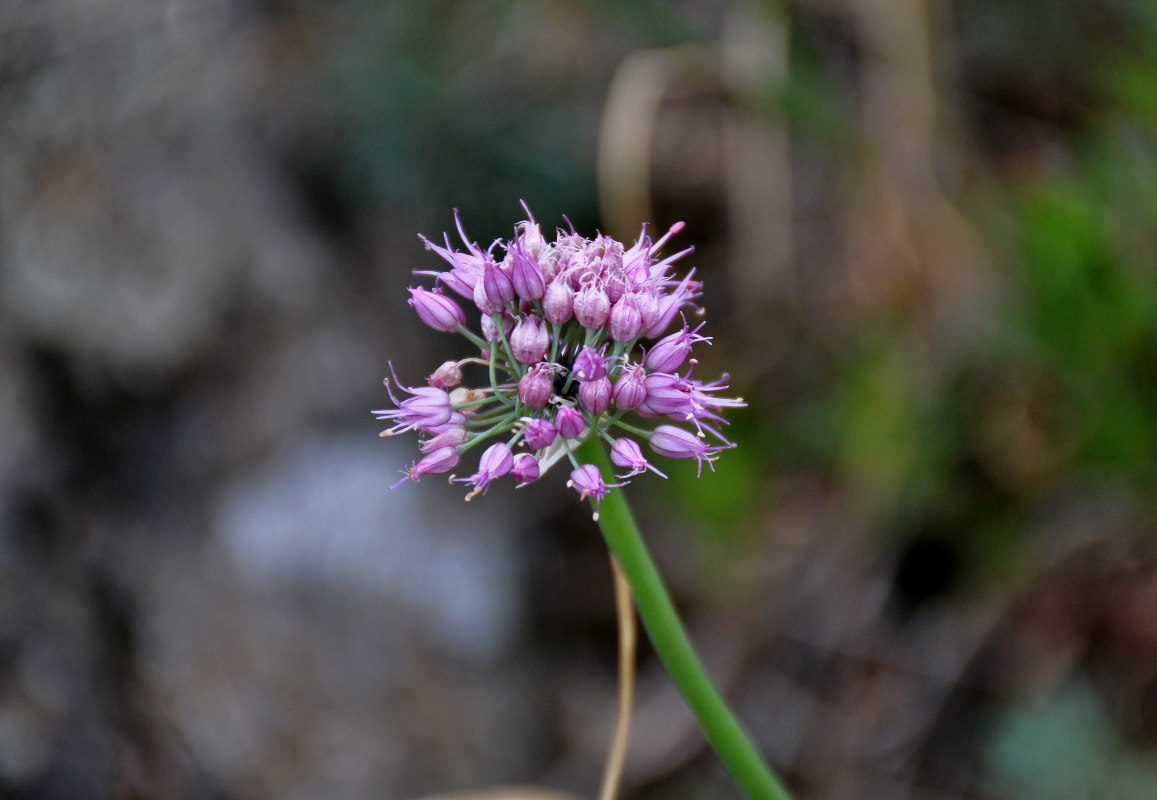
[{"left": 2, "top": 1, "right": 1157, "bottom": 798}]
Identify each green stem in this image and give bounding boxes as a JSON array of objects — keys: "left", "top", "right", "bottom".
[
  {"left": 462, "top": 413, "right": 519, "bottom": 449},
  {"left": 608, "top": 418, "right": 653, "bottom": 438},
  {"left": 488, "top": 342, "right": 515, "bottom": 407},
  {"left": 550, "top": 321, "right": 562, "bottom": 363},
  {"left": 455, "top": 325, "right": 490, "bottom": 352},
  {"left": 577, "top": 438, "right": 793, "bottom": 800},
  {"left": 493, "top": 312, "right": 523, "bottom": 378}
]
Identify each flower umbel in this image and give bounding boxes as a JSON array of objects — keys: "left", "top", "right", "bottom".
[
  {"left": 376, "top": 207, "right": 745, "bottom": 509},
  {"left": 380, "top": 209, "right": 793, "bottom": 800}
]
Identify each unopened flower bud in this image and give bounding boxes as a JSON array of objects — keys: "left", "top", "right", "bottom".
[
  {"left": 522, "top": 417, "right": 558, "bottom": 449},
  {"left": 635, "top": 290, "right": 660, "bottom": 333},
  {"left": 512, "top": 452, "right": 540, "bottom": 483},
  {"left": 603, "top": 270, "right": 626, "bottom": 304},
  {"left": 482, "top": 261, "right": 515, "bottom": 307},
  {"left": 538, "top": 248, "right": 561, "bottom": 283},
  {"left": 510, "top": 315, "right": 549, "bottom": 364},
  {"left": 612, "top": 362, "right": 647, "bottom": 411},
  {"left": 543, "top": 280, "right": 573, "bottom": 324},
  {"left": 555, "top": 406, "right": 585, "bottom": 440},
  {"left": 573, "top": 283, "right": 611, "bottom": 329},
  {"left": 473, "top": 272, "right": 500, "bottom": 315},
  {"left": 573, "top": 346, "right": 607, "bottom": 382},
  {"left": 510, "top": 248, "right": 546, "bottom": 300},
  {"left": 480, "top": 309, "right": 514, "bottom": 342},
  {"left": 409, "top": 287, "right": 466, "bottom": 332},
  {"left": 428, "top": 360, "right": 462, "bottom": 389},
  {"left": 579, "top": 376, "right": 612, "bottom": 415},
  {"left": 609, "top": 294, "right": 642, "bottom": 342},
  {"left": 474, "top": 261, "right": 514, "bottom": 314},
  {"left": 517, "top": 363, "right": 553, "bottom": 407}
]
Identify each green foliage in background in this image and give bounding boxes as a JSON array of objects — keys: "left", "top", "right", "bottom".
[
  {"left": 985, "top": 679, "right": 1157, "bottom": 800},
  {"left": 1010, "top": 145, "right": 1157, "bottom": 484},
  {"left": 318, "top": 0, "right": 601, "bottom": 230},
  {"left": 664, "top": 0, "right": 1157, "bottom": 588},
  {"left": 313, "top": 0, "right": 713, "bottom": 234}
]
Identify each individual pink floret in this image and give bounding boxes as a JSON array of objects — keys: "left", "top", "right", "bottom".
[{"left": 455, "top": 442, "right": 515, "bottom": 499}]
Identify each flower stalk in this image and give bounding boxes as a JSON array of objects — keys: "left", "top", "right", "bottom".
[
  {"left": 578, "top": 437, "right": 793, "bottom": 800},
  {"left": 597, "top": 556, "right": 636, "bottom": 800}
]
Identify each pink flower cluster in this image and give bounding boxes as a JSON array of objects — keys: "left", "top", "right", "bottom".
[{"left": 373, "top": 208, "right": 745, "bottom": 516}]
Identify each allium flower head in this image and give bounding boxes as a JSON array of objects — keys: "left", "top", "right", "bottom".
[{"left": 375, "top": 207, "right": 745, "bottom": 510}]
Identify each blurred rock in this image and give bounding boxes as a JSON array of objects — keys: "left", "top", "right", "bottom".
[
  {"left": 0, "top": 0, "right": 327, "bottom": 373},
  {"left": 213, "top": 432, "right": 523, "bottom": 662}
]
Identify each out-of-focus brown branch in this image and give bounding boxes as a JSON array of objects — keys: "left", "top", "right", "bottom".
[
  {"left": 596, "top": 557, "right": 636, "bottom": 800},
  {"left": 722, "top": 5, "right": 795, "bottom": 312},
  {"left": 596, "top": 46, "right": 707, "bottom": 243},
  {"left": 841, "top": 0, "right": 985, "bottom": 326}
]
